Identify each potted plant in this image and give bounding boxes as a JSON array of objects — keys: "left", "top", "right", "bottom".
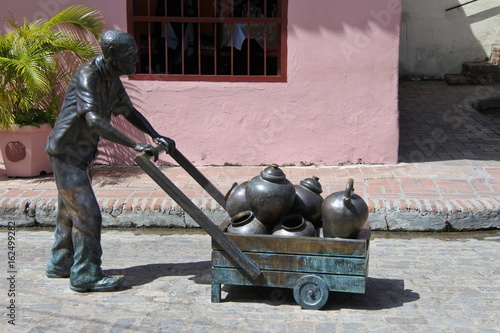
[{"left": 0, "top": 5, "right": 104, "bottom": 177}]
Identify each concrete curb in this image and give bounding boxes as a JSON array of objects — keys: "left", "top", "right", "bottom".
[{"left": 2, "top": 197, "right": 499, "bottom": 232}]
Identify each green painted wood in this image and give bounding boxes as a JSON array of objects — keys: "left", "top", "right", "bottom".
[
  {"left": 212, "top": 233, "right": 368, "bottom": 258},
  {"left": 212, "top": 251, "right": 367, "bottom": 276},
  {"left": 211, "top": 283, "right": 221, "bottom": 303},
  {"left": 212, "top": 268, "right": 366, "bottom": 293},
  {"left": 214, "top": 221, "right": 371, "bottom": 258},
  {"left": 365, "top": 249, "right": 370, "bottom": 278}
]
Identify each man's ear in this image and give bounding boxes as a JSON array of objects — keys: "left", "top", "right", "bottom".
[{"left": 108, "top": 46, "right": 117, "bottom": 58}]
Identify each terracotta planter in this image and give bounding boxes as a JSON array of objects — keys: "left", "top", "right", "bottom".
[{"left": 0, "top": 124, "right": 52, "bottom": 177}]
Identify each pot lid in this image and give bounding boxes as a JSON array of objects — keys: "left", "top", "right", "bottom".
[
  {"left": 260, "top": 164, "right": 287, "bottom": 182},
  {"left": 300, "top": 176, "right": 323, "bottom": 194}
]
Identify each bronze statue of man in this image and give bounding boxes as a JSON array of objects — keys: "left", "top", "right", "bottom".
[{"left": 45, "top": 29, "right": 175, "bottom": 292}]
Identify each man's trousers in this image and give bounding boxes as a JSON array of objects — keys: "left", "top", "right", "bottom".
[{"left": 46, "top": 155, "right": 105, "bottom": 287}]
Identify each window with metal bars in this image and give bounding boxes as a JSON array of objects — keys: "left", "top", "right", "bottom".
[{"left": 127, "top": 0, "right": 287, "bottom": 81}]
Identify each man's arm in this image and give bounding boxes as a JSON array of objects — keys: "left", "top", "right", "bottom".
[
  {"left": 85, "top": 111, "right": 159, "bottom": 160},
  {"left": 122, "top": 108, "right": 160, "bottom": 138},
  {"left": 122, "top": 108, "right": 176, "bottom": 154}
]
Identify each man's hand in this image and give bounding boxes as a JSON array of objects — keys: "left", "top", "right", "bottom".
[
  {"left": 134, "top": 143, "right": 159, "bottom": 161},
  {"left": 154, "top": 136, "right": 176, "bottom": 154}
]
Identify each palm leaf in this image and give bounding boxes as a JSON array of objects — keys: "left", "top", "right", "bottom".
[
  {"left": 0, "top": 5, "right": 104, "bottom": 129},
  {"left": 48, "top": 34, "right": 99, "bottom": 61},
  {"left": 43, "top": 5, "right": 104, "bottom": 39}
]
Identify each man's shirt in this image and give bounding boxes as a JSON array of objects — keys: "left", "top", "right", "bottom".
[{"left": 46, "top": 55, "right": 134, "bottom": 166}]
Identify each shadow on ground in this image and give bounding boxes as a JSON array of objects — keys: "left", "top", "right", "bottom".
[
  {"left": 219, "top": 277, "right": 419, "bottom": 310},
  {"left": 105, "top": 262, "right": 419, "bottom": 311},
  {"left": 104, "top": 261, "right": 212, "bottom": 289}
]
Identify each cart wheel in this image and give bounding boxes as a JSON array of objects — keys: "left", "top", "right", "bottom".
[{"left": 293, "top": 275, "right": 329, "bottom": 310}]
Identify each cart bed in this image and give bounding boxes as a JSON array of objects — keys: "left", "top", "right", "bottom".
[{"left": 211, "top": 221, "right": 370, "bottom": 308}]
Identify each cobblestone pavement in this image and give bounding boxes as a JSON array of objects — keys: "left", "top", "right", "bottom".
[
  {"left": 1, "top": 229, "right": 499, "bottom": 332},
  {"left": 398, "top": 81, "right": 500, "bottom": 162}
]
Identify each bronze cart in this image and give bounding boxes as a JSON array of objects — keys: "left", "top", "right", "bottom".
[{"left": 135, "top": 148, "right": 370, "bottom": 310}]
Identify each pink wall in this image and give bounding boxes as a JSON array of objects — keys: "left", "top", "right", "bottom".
[{"left": 1, "top": 0, "right": 401, "bottom": 166}]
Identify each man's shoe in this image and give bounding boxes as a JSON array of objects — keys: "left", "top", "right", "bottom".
[
  {"left": 46, "top": 270, "right": 70, "bottom": 278},
  {"left": 70, "top": 275, "right": 125, "bottom": 292}
]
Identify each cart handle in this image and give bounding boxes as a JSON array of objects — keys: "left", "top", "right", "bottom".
[
  {"left": 154, "top": 144, "right": 227, "bottom": 209},
  {"left": 135, "top": 147, "right": 262, "bottom": 280}
]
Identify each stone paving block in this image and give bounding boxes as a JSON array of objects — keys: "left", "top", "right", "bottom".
[
  {"left": 386, "top": 210, "right": 447, "bottom": 231},
  {"left": 447, "top": 210, "right": 500, "bottom": 231}
]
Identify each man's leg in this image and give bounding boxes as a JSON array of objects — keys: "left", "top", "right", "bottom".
[
  {"left": 57, "top": 184, "right": 104, "bottom": 286},
  {"left": 66, "top": 185, "right": 124, "bottom": 291},
  {"left": 46, "top": 195, "right": 74, "bottom": 278},
  {"left": 46, "top": 156, "right": 77, "bottom": 278},
  {"left": 47, "top": 156, "right": 123, "bottom": 291}
]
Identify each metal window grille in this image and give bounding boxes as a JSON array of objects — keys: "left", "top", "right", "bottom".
[{"left": 127, "top": 0, "right": 287, "bottom": 82}]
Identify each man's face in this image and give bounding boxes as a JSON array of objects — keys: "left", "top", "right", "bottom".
[{"left": 112, "top": 43, "right": 139, "bottom": 75}]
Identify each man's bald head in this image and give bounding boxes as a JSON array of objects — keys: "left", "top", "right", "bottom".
[{"left": 100, "top": 30, "right": 137, "bottom": 58}]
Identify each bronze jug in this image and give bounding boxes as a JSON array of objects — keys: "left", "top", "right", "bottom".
[
  {"left": 227, "top": 211, "right": 268, "bottom": 235},
  {"left": 321, "top": 178, "right": 368, "bottom": 238},
  {"left": 271, "top": 214, "right": 316, "bottom": 237},
  {"left": 225, "top": 181, "right": 251, "bottom": 217},
  {"left": 290, "top": 176, "right": 324, "bottom": 228},
  {"left": 245, "top": 164, "right": 295, "bottom": 226}
]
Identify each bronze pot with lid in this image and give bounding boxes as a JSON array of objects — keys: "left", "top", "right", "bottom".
[
  {"left": 290, "top": 176, "right": 324, "bottom": 228},
  {"left": 321, "top": 178, "right": 368, "bottom": 238},
  {"left": 245, "top": 164, "right": 296, "bottom": 226}
]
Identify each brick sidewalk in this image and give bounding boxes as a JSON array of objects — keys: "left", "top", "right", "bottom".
[{"left": 1, "top": 81, "right": 500, "bottom": 231}]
